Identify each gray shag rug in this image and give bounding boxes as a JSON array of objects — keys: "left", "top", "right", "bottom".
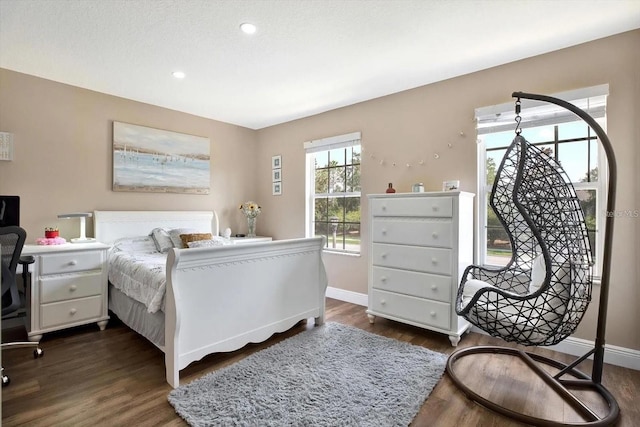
[{"left": 168, "top": 322, "right": 446, "bottom": 426}]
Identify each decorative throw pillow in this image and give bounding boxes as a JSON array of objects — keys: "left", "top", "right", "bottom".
[
  {"left": 149, "top": 227, "right": 173, "bottom": 253},
  {"left": 187, "top": 236, "right": 233, "bottom": 248},
  {"left": 168, "top": 228, "right": 198, "bottom": 248},
  {"left": 180, "top": 233, "right": 213, "bottom": 248}
]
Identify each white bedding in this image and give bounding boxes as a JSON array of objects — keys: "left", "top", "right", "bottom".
[
  {"left": 108, "top": 236, "right": 168, "bottom": 313},
  {"left": 108, "top": 234, "right": 234, "bottom": 313}
]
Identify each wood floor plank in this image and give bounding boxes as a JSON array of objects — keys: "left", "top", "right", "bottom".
[{"left": 2, "top": 298, "right": 638, "bottom": 426}]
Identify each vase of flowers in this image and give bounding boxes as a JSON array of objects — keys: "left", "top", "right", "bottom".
[{"left": 239, "top": 201, "right": 261, "bottom": 237}]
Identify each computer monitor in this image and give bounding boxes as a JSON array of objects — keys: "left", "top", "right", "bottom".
[{"left": 0, "top": 195, "right": 20, "bottom": 227}]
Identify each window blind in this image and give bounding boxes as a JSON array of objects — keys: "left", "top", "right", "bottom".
[
  {"left": 303, "top": 132, "right": 361, "bottom": 153},
  {"left": 475, "top": 84, "right": 609, "bottom": 135}
]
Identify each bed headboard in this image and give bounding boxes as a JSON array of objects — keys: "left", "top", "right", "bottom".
[{"left": 94, "top": 210, "right": 219, "bottom": 244}]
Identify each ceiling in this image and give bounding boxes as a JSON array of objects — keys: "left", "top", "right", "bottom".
[{"left": 1, "top": 1, "right": 639, "bottom": 130}]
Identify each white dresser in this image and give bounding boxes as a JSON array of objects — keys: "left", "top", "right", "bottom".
[
  {"left": 22, "top": 242, "right": 110, "bottom": 342},
  {"left": 367, "top": 191, "right": 474, "bottom": 346}
]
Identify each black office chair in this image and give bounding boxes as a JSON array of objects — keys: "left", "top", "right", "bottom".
[{"left": 1, "top": 226, "right": 44, "bottom": 386}]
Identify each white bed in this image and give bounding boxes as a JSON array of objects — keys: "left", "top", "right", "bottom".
[{"left": 94, "top": 210, "right": 327, "bottom": 388}]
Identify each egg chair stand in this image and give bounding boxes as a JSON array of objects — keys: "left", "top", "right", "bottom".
[{"left": 446, "top": 92, "right": 619, "bottom": 426}]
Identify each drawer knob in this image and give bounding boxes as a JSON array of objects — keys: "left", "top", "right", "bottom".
[
  {"left": 380, "top": 299, "right": 386, "bottom": 305},
  {"left": 381, "top": 229, "right": 387, "bottom": 235},
  {"left": 431, "top": 257, "right": 438, "bottom": 264},
  {"left": 380, "top": 276, "right": 387, "bottom": 282},
  {"left": 432, "top": 232, "right": 438, "bottom": 239},
  {"left": 381, "top": 205, "right": 387, "bottom": 210},
  {"left": 432, "top": 206, "right": 439, "bottom": 211},
  {"left": 69, "top": 285, "right": 77, "bottom": 292},
  {"left": 430, "top": 311, "right": 436, "bottom": 317},
  {"left": 68, "top": 260, "right": 78, "bottom": 266},
  {"left": 431, "top": 285, "right": 438, "bottom": 291},
  {"left": 381, "top": 253, "right": 387, "bottom": 259},
  {"left": 69, "top": 308, "right": 77, "bottom": 315}
]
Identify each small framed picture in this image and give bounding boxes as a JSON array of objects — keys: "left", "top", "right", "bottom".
[
  {"left": 272, "top": 181, "right": 282, "bottom": 196},
  {"left": 272, "top": 155, "right": 282, "bottom": 169},
  {"left": 272, "top": 168, "right": 282, "bottom": 182},
  {"left": 443, "top": 180, "right": 460, "bottom": 191}
]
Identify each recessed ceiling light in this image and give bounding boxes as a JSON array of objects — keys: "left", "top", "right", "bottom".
[
  {"left": 240, "top": 23, "right": 257, "bottom": 34},
  {"left": 172, "top": 71, "right": 186, "bottom": 79}
]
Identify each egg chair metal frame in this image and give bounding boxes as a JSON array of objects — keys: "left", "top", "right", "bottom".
[{"left": 446, "top": 91, "right": 619, "bottom": 426}]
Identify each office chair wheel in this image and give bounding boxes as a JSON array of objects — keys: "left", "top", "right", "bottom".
[{"left": 34, "top": 347, "right": 44, "bottom": 358}]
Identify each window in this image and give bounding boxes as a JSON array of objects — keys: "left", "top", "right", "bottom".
[
  {"left": 476, "top": 86, "right": 608, "bottom": 277},
  {"left": 304, "top": 132, "right": 361, "bottom": 254}
]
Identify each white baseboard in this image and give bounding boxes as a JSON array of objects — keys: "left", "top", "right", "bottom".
[
  {"left": 471, "top": 327, "right": 640, "bottom": 371},
  {"left": 323, "top": 288, "right": 640, "bottom": 371},
  {"left": 326, "top": 287, "right": 368, "bottom": 307}
]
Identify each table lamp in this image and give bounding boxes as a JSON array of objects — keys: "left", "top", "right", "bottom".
[{"left": 57, "top": 212, "right": 96, "bottom": 243}]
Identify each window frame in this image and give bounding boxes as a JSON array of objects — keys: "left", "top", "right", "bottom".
[
  {"left": 304, "top": 132, "right": 361, "bottom": 255},
  {"left": 476, "top": 91, "right": 608, "bottom": 279}
]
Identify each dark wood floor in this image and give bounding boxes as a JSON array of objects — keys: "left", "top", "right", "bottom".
[{"left": 2, "top": 298, "right": 638, "bottom": 426}]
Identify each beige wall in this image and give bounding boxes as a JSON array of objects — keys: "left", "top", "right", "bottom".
[
  {"left": 257, "top": 30, "right": 640, "bottom": 350},
  {"left": 0, "top": 69, "right": 260, "bottom": 239},
  {"left": 1, "top": 30, "right": 638, "bottom": 350}
]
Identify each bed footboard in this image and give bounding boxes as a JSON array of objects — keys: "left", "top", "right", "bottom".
[{"left": 164, "top": 237, "right": 327, "bottom": 387}]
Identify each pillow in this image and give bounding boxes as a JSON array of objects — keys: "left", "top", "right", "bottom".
[
  {"left": 149, "top": 227, "right": 173, "bottom": 253},
  {"left": 529, "top": 254, "right": 547, "bottom": 293},
  {"left": 180, "top": 233, "right": 213, "bottom": 248},
  {"left": 187, "top": 236, "right": 233, "bottom": 248},
  {"left": 168, "top": 228, "right": 198, "bottom": 248},
  {"left": 111, "top": 236, "right": 159, "bottom": 254}
]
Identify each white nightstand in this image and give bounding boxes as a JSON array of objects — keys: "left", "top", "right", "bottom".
[
  {"left": 22, "top": 242, "right": 110, "bottom": 342},
  {"left": 229, "top": 236, "right": 273, "bottom": 245}
]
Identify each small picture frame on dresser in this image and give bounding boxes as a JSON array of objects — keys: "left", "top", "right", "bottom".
[{"left": 443, "top": 180, "right": 460, "bottom": 191}]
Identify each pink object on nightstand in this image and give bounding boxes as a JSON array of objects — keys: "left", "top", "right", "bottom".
[{"left": 36, "top": 237, "right": 67, "bottom": 245}]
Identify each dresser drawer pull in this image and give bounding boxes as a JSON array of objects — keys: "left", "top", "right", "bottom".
[
  {"left": 68, "top": 260, "right": 78, "bottom": 266},
  {"left": 432, "top": 206, "right": 439, "bottom": 211},
  {"left": 430, "top": 311, "right": 436, "bottom": 317},
  {"left": 69, "top": 285, "right": 77, "bottom": 292},
  {"left": 69, "top": 308, "right": 77, "bottom": 315},
  {"left": 381, "top": 229, "right": 387, "bottom": 235},
  {"left": 381, "top": 253, "right": 388, "bottom": 259},
  {"left": 380, "top": 276, "right": 387, "bottom": 282},
  {"left": 431, "top": 285, "right": 438, "bottom": 291},
  {"left": 381, "top": 205, "right": 387, "bottom": 211},
  {"left": 432, "top": 232, "right": 438, "bottom": 239},
  {"left": 431, "top": 257, "right": 438, "bottom": 264},
  {"left": 380, "top": 299, "right": 386, "bottom": 305}
]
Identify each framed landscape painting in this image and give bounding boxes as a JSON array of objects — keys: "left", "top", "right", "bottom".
[{"left": 113, "top": 121, "right": 210, "bottom": 194}]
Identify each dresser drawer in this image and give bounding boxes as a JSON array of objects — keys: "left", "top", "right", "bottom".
[
  {"left": 371, "top": 219, "right": 452, "bottom": 247},
  {"left": 372, "top": 266, "right": 452, "bottom": 303},
  {"left": 40, "top": 296, "right": 103, "bottom": 329},
  {"left": 39, "top": 272, "right": 103, "bottom": 304},
  {"left": 370, "top": 289, "right": 451, "bottom": 330},
  {"left": 372, "top": 243, "right": 452, "bottom": 275},
  {"left": 40, "top": 251, "right": 103, "bottom": 275},
  {"left": 370, "top": 197, "right": 453, "bottom": 218}
]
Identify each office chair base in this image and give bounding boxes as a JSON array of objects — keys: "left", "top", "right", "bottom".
[
  {"left": 1, "top": 343, "right": 44, "bottom": 387},
  {"left": 446, "top": 345, "right": 620, "bottom": 427}
]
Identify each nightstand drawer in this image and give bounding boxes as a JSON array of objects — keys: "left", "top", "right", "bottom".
[
  {"left": 371, "top": 219, "right": 453, "bottom": 247},
  {"left": 372, "top": 266, "right": 452, "bottom": 303},
  {"left": 370, "top": 197, "right": 453, "bottom": 218},
  {"left": 372, "top": 243, "right": 452, "bottom": 275},
  {"left": 40, "top": 251, "right": 103, "bottom": 275},
  {"left": 39, "top": 272, "right": 103, "bottom": 303},
  {"left": 370, "top": 289, "right": 451, "bottom": 330},
  {"left": 40, "top": 296, "right": 103, "bottom": 329}
]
